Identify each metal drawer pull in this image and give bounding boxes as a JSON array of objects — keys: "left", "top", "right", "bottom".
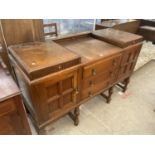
[
  {"left": 89, "top": 81, "right": 94, "bottom": 86},
  {"left": 113, "top": 60, "right": 117, "bottom": 66},
  {"left": 92, "top": 69, "right": 96, "bottom": 76},
  {"left": 58, "top": 65, "right": 62, "bottom": 70},
  {"left": 88, "top": 92, "right": 93, "bottom": 97},
  {"left": 109, "top": 71, "right": 114, "bottom": 77},
  {"left": 74, "top": 88, "right": 79, "bottom": 94}
]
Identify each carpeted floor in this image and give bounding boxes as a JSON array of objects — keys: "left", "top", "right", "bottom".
[{"left": 29, "top": 41, "right": 155, "bottom": 135}]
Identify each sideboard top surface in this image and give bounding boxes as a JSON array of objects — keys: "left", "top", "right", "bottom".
[
  {"left": 8, "top": 42, "right": 80, "bottom": 78},
  {"left": 55, "top": 35, "right": 122, "bottom": 63},
  {"left": 92, "top": 28, "right": 143, "bottom": 48}
]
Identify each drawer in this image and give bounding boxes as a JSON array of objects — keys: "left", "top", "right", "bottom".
[
  {"left": 83, "top": 54, "right": 121, "bottom": 79},
  {"left": 82, "top": 71, "right": 112, "bottom": 89},
  {"left": 81, "top": 80, "right": 109, "bottom": 100},
  {"left": 0, "top": 99, "right": 16, "bottom": 117}
]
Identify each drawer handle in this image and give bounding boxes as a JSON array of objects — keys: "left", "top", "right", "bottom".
[
  {"left": 92, "top": 69, "right": 96, "bottom": 76},
  {"left": 89, "top": 81, "right": 94, "bottom": 86},
  {"left": 74, "top": 88, "right": 79, "bottom": 95},
  {"left": 113, "top": 60, "right": 117, "bottom": 66},
  {"left": 88, "top": 91, "right": 93, "bottom": 97},
  {"left": 109, "top": 71, "right": 114, "bottom": 77},
  {"left": 58, "top": 65, "right": 62, "bottom": 70}
]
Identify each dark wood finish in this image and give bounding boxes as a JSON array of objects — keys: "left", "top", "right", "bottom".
[
  {"left": 96, "top": 19, "right": 141, "bottom": 34},
  {"left": 0, "top": 64, "right": 31, "bottom": 135},
  {"left": 8, "top": 29, "right": 143, "bottom": 133},
  {"left": 138, "top": 25, "right": 155, "bottom": 43},
  {"left": 137, "top": 19, "right": 155, "bottom": 43},
  {"left": 140, "top": 19, "right": 155, "bottom": 27},
  {"left": 43, "top": 23, "right": 58, "bottom": 37}
]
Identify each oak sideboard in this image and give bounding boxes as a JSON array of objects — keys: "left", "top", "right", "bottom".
[{"left": 8, "top": 28, "right": 143, "bottom": 134}]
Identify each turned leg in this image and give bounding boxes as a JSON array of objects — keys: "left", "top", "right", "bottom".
[
  {"left": 38, "top": 128, "right": 46, "bottom": 135},
  {"left": 107, "top": 87, "right": 113, "bottom": 103},
  {"left": 74, "top": 107, "right": 80, "bottom": 126},
  {"left": 100, "top": 86, "right": 114, "bottom": 104},
  {"left": 117, "top": 77, "right": 130, "bottom": 92},
  {"left": 122, "top": 77, "right": 130, "bottom": 92},
  {"left": 68, "top": 107, "right": 80, "bottom": 126}
]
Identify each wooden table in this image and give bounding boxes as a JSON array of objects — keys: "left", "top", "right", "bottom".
[
  {"left": 8, "top": 28, "right": 143, "bottom": 134},
  {"left": 0, "top": 63, "right": 31, "bottom": 134},
  {"left": 95, "top": 19, "right": 140, "bottom": 33}
]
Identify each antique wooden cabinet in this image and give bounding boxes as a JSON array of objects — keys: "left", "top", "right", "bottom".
[
  {"left": 0, "top": 63, "right": 31, "bottom": 135},
  {"left": 8, "top": 28, "right": 143, "bottom": 133},
  {"left": 8, "top": 42, "right": 81, "bottom": 133}
]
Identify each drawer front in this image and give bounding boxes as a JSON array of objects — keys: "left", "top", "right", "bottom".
[
  {"left": 0, "top": 99, "right": 16, "bottom": 117},
  {"left": 83, "top": 54, "right": 121, "bottom": 79},
  {"left": 81, "top": 80, "right": 109, "bottom": 100},
  {"left": 82, "top": 71, "right": 111, "bottom": 89}
]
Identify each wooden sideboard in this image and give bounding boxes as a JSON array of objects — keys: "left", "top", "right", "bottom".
[
  {"left": 8, "top": 28, "right": 143, "bottom": 134},
  {"left": 0, "top": 63, "right": 31, "bottom": 135},
  {"left": 95, "top": 19, "right": 140, "bottom": 34}
]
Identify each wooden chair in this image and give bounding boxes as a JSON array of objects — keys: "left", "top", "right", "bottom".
[{"left": 43, "top": 23, "right": 58, "bottom": 38}]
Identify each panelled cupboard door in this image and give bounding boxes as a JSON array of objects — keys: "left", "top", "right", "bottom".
[
  {"left": 31, "top": 66, "right": 79, "bottom": 124},
  {"left": 117, "top": 43, "right": 143, "bottom": 80}
]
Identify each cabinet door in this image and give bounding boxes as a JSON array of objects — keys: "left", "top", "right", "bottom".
[
  {"left": 117, "top": 43, "right": 142, "bottom": 80},
  {"left": 31, "top": 66, "right": 79, "bottom": 124}
]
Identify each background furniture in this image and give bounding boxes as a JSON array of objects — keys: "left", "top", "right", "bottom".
[
  {"left": 138, "top": 20, "right": 155, "bottom": 43},
  {"left": 0, "top": 62, "right": 31, "bottom": 135},
  {"left": 43, "top": 23, "right": 58, "bottom": 38},
  {"left": 8, "top": 29, "right": 143, "bottom": 134},
  {"left": 95, "top": 19, "right": 141, "bottom": 34}
]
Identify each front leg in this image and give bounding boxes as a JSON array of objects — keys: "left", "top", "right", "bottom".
[
  {"left": 74, "top": 107, "right": 80, "bottom": 126},
  {"left": 100, "top": 86, "right": 114, "bottom": 104},
  {"left": 68, "top": 107, "right": 80, "bottom": 126},
  {"left": 122, "top": 77, "right": 130, "bottom": 92},
  {"left": 107, "top": 86, "right": 113, "bottom": 103},
  {"left": 117, "top": 77, "right": 130, "bottom": 92}
]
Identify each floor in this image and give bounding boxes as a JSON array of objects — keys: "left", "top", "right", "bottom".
[{"left": 29, "top": 41, "right": 155, "bottom": 135}]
